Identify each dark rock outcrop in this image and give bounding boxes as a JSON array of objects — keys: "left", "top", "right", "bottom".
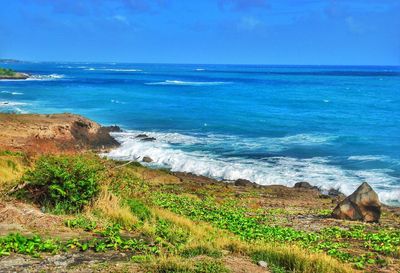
[
  {"left": 142, "top": 156, "right": 153, "bottom": 163},
  {"left": 140, "top": 137, "right": 156, "bottom": 142},
  {"left": 234, "top": 179, "right": 256, "bottom": 187},
  {"left": 135, "top": 134, "right": 149, "bottom": 139},
  {"left": 332, "top": 182, "right": 381, "bottom": 223},
  {"left": 294, "top": 182, "right": 314, "bottom": 189},
  {"left": 134, "top": 134, "right": 156, "bottom": 142}
]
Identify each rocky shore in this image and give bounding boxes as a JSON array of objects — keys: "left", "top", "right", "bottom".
[
  {"left": 0, "top": 113, "right": 120, "bottom": 153},
  {"left": 0, "top": 113, "right": 399, "bottom": 273}
]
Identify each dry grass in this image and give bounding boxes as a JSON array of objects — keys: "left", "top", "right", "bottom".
[
  {"left": 0, "top": 155, "right": 26, "bottom": 189},
  {"left": 151, "top": 207, "right": 356, "bottom": 273},
  {"left": 89, "top": 186, "right": 138, "bottom": 227}
]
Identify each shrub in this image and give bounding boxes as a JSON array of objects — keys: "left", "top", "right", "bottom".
[{"left": 22, "top": 155, "right": 102, "bottom": 213}]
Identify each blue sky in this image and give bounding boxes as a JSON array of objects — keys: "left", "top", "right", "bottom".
[{"left": 0, "top": 0, "right": 399, "bottom": 65}]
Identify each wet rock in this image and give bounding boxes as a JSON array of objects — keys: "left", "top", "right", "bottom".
[
  {"left": 140, "top": 137, "right": 156, "bottom": 142},
  {"left": 234, "top": 179, "right": 256, "bottom": 187},
  {"left": 294, "top": 181, "right": 314, "bottom": 189},
  {"left": 142, "top": 156, "right": 153, "bottom": 163},
  {"left": 135, "top": 134, "right": 149, "bottom": 138},
  {"left": 104, "top": 125, "right": 122, "bottom": 133},
  {"left": 332, "top": 182, "right": 381, "bottom": 223}
]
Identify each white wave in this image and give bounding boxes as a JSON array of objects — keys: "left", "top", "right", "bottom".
[
  {"left": 103, "top": 68, "right": 142, "bottom": 72},
  {"left": 145, "top": 80, "right": 231, "bottom": 86},
  {"left": 0, "top": 101, "right": 28, "bottom": 107},
  {"left": 111, "top": 99, "right": 126, "bottom": 104},
  {"left": 348, "top": 155, "right": 388, "bottom": 161},
  {"left": 84, "top": 68, "right": 142, "bottom": 72},
  {"left": 1, "top": 91, "right": 23, "bottom": 95},
  {"left": 195, "top": 68, "right": 206, "bottom": 71},
  {"left": 106, "top": 131, "right": 400, "bottom": 205},
  {"left": 27, "top": 74, "right": 65, "bottom": 81}
]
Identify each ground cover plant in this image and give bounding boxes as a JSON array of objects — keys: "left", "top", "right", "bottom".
[{"left": 0, "top": 152, "right": 399, "bottom": 272}]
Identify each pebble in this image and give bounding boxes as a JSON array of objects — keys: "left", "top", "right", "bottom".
[{"left": 258, "top": 260, "right": 268, "bottom": 268}]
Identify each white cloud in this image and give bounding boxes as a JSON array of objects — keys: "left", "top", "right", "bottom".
[{"left": 238, "top": 16, "right": 261, "bottom": 31}]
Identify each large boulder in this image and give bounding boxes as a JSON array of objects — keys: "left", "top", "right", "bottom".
[{"left": 332, "top": 182, "right": 381, "bottom": 222}]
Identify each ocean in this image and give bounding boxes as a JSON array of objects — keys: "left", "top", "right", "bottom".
[{"left": 1, "top": 62, "right": 399, "bottom": 205}]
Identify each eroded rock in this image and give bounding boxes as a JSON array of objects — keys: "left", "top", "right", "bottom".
[{"left": 332, "top": 182, "right": 381, "bottom": 222}]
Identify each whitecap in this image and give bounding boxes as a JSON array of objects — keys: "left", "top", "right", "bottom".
[
  {"left": 1, "top": 91, "right": 23, "bottom": 95},
  {"left": 0, "top": 101, "right": 28, "bottom": 106},
  {"left": 27, "top": 74, "right": 65, "bottom": 81},
  {"left": 105, "top": 131, "right": 399, "bottom": 205},
  {"left": 145, "top": 80, "right": 231, "bottom": 86},
  {"left": 348, "top": 155, "right": 388, "bottom": 161},
  {"left": 102, "top": 68, "right": 142, "bottom": 72}
]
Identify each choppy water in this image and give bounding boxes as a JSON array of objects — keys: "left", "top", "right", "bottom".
[{"left": 1, "top": 63, "right": 399, "bottom": 204}]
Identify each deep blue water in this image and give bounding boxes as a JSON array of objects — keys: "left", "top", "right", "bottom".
[{"left": 1, "top": 63, "right": 399, "bottom": 204}]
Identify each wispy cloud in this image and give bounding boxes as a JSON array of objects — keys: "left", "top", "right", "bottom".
[
  {"left": 111, "top": 15, "right": 130, "bottom": 25},
  {"left": 238, "top": 16, "right": 262, "bottom": 31}
]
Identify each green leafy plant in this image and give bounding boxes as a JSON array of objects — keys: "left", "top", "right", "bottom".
[
  {"left": 21, "top": 155, "right": 102, "bottom": 213},
  {"left": 126, "top": 198, "right": 152, "bottom": 221},
  {"left": 65, "top": 217, "right": 97, "bottom": 231}
]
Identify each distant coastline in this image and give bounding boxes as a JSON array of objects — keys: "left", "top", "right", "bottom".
[{"left": 0, "top": 67, "right": 29, "bottom": 80}]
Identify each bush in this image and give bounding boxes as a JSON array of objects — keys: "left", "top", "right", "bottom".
[{"left": 22, "top": 155, "right": 102, "bottom": 213}]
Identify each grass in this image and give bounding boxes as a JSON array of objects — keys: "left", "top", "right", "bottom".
[
  {"left": 1, "top": 153, "right": 399, "bottom": 272},
  {"left": 0, "top": 151, "right": 28, "bottom": 190}
]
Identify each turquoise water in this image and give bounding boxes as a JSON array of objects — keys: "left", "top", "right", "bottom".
[{"left": 1, "top": 63, "right": 399, "bottom": 204}]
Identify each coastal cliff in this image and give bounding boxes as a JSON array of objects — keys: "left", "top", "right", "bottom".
[{"left": 0, "top": 113, "right": 120, "bottom": 152}]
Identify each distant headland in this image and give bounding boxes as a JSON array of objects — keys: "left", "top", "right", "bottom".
[{"left": 0, "top": 67, "right": 29, "bottom": 80}]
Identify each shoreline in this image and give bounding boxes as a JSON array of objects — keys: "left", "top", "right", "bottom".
[
  {"left": 0, "top": 112, "right": 398, "bottom": 207},
  {"left": 1, "top": 112, "right": 400, "bottom": 272}
]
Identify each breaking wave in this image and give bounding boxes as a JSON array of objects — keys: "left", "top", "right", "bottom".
[{"left": 106, "top": 131, "right": 400, "bottom": 205}]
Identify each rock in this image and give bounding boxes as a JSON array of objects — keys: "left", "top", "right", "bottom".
[
  {"left": 142, "top": 156, "right": 153, "bottom": 163},
  {"left": 257, "top": 261, "right": 268, "bottom": 268},
  {"left": 332, "top": 182, "right": 381, "bottom": 223},
  {"left": 135, "top": 134, "right": 149, "bottom": 138},
  {"left": 293, "top": 182, "right": 314, "bottom": 189},
  {"left": 104, "top": 125, "right": 122, "bottom": 133},
  {"left": 234, "top": 178, "right": 255, "bottom": 187},
  {"left": 328, "top": 188, "right": 344, "bottom": 197},
  {"left": 140, "top": 137, "right": 156, "bottom": 142}
]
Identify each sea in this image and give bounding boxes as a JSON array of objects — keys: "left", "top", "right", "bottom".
[{"left": 0, "top": 62, "right": 399, "bottom": 205}]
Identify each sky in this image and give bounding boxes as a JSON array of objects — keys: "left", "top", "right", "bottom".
[{"left": 0, "top": 0, "right": 399, "bottom": 65}]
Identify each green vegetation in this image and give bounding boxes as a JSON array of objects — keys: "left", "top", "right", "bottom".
[
  {"left": 153, "top": 192, "right": 400, "bottom": 269},
  {"left": 65, "top": 216, "right": 97, "bottom": 231},
  {"left": 0, "top": 68, "right": 16, "bottom": 76},
  {"left": 21, "top": 155, "right": 102, "bottom": 213},
  {"left": 1, "top": 153, "right": 398, "bottom": 272},
  {"left": 0, "top": 224, "right": 155, "bottom": 258}
]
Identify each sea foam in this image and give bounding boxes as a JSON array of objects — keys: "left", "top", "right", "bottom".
[{"left": 106, "top": 131, "right": 400, "bottom": 205}]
